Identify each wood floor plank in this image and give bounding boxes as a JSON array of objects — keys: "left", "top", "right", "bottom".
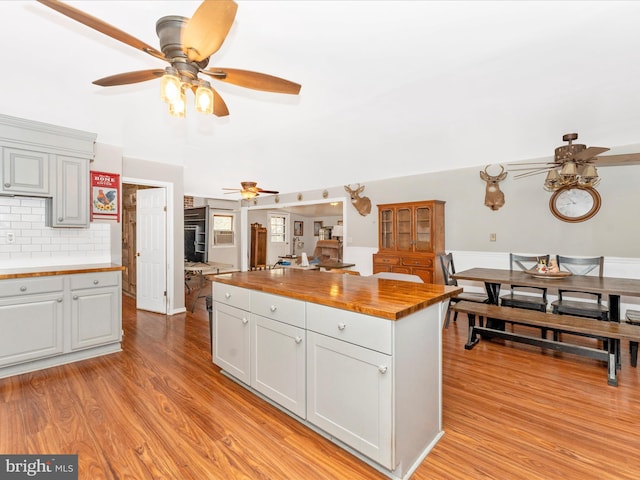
[{"left": 1, "top": 284, "right": 640, "bottom": 479}]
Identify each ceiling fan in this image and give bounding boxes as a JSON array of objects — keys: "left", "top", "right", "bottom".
[
  {"left": 37, "top": 0, "right": 301, "bottom": 117},
  {"left": 509, "top": 133, "right": 640, "bottom": 191},
  {"left": 223, "top": 182, "right": 279, "bottom": 199}
]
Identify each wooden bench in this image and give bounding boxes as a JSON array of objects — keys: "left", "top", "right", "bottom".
[{"left": 451, "top": 301, "right": 640, "bottom": 386}]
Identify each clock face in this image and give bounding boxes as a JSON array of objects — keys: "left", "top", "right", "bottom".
[{"left": 550, "top": 186, "right": 601, "bottom": 223}]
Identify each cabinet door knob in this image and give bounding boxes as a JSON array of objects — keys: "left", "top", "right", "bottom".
[
  {"left": 337, "top": 322, "right": 346, "bottom": 331},
  {"left": 3, "top": 182, "right": 10, "bottom": 188},
  {"left": 378, "top": 366, "right": 388, "bottom": 374},
  {"left": 57, "top": 298, "right": 63, "bottom": 303},
  {"left": 57, "top": 217, "right": 64, "bottom": 222},
  {"left": 242, "top": 317, "right": 248, "bottom": 325},
  {"left": 19, "top": 286, "right": 27, "bottom": 292},
  {"left": 73, "top": 295, "right": 79, "bottom": 300},
  {"left": 295, "top": 336, "right": 302, "bottom": 344},
  {"left": 93, "top": 279, "right": 99, "bottom": 285},
  {"left": 225, "top": 292, "right": 231, "bottom": 299},
  {"left": 270, "top": 305, "right": 277, "bottom": 312}
]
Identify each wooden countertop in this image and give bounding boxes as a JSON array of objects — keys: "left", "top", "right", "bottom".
[
  {"left": 213, "top": 269, "right": 462, "bottom": 320},
  {"left": 0, "top": 263, "right": 125, "bottom": 280}
]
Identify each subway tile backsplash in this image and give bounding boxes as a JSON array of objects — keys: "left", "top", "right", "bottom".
[{"left": 0, "top": 196, "right": 111, "bottom": 267}]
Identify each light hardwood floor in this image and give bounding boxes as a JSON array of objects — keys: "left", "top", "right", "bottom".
[{"left": 1, "top": 283, "right": 640, "bottom": 479}]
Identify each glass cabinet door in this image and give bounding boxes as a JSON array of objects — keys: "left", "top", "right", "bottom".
[
  {"left": 414, "top": 206, "right": 431, "bottom": 252},
  {"left": 396, "top": 207, "right": 412, "bottom": 251},
  {"left": 380, "top": 209, "right": 394, "bottom": 249}
]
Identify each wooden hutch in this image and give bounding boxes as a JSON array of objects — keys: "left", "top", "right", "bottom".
[
  {"left": 250, "top": 223, "right": 267, "bottom": 269},
  {"left": 373, "top": 200, "right": 445, "bottom": 284}
]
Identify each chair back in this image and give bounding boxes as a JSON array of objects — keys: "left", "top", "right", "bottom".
[
  {"left": 556, "top": 255, "right": 604, "bottom": 277},
  {"left": 510, "top": 253, "right": 550, "bottom": 272},
  {"left": 439, "top": 253, "right": 459, "bottom": 286},
  {"left": 371, "top": 272, "right": 424, "bottom": 283}
]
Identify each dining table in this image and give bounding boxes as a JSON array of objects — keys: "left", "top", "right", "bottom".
[{"left": 452, "top": 267, "right": 640, "bottom": 324}]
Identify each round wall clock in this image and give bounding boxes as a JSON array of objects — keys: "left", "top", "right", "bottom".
[{"left": 549, "top": 185, "right": 601, "bottom": 223}]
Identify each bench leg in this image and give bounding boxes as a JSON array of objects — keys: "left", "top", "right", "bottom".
[
  {"left": 464, "top": 313, "right": 479, "bottom": 350},
  {"left": 630, "top": 341, "right": 638, "bottom": 368}
]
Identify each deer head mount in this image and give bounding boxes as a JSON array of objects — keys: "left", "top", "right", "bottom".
[
  {"left": 344, "top": 184, "right": 371, "bottom": 216},
  {"left": 480, "top": 164, "right": 507, "bottom": 211}
]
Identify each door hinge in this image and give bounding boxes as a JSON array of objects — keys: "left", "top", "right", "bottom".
[
  {"left": 164, "top": 206, "right": 167, "bottom": 212},
  {"left": 164, "top": 291, "right": 167, "bottom": 297}
]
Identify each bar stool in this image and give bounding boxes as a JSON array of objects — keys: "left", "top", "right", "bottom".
[{"left": 625, "top": 309, "right": 640, "bottom": 367}]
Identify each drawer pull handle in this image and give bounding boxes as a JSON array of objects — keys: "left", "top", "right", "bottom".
[
  {"left": 378, "top": 366, "right": 388, "bottom": 374},
  {"left": 19, "top": 286, "right": 27, "bottom": 292},
  {"left": 270, "top": 305, "right": 277, "bottom": 312},
  {"left": 225, "top": 292, "right": 231, "bottom": 299},
  {"left": 337, "top": 323, "right": 346, "bottom": 331},
  {"left": 242, "top": 317, "right": 248, "bottom": 325},
  {"left": 93, "top": 279, "right": 99, "bottom": 285},
  {"left": 73, "top": 295, "right": 79, "bottom": 300},
  {"left": 295, "top": 336, "right": 302, "bottom": 344}
]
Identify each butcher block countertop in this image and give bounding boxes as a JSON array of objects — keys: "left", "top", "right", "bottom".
[
  {"left": 213, "top": 269, "right": 462, "bottom": 320},
  {"left": 0, "top": 263, "right": 125, "bottom": 280}
]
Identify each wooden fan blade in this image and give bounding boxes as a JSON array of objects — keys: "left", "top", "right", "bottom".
[
  {"left": 256, "top": 189, "right": 279, "bottom": 194},
  {"left": 93, "top": 70, "right": 165, "bottom": 87},
  {"left": 508, "top": 166, "right": 556, "bottom": 172},
  {"left": 211, "top": 87, "right": 230, "bottom": 117},
  {"left": 37, "top": 0, "right": 166, "bottom": 61},
  {"left": 203, "top": 68, "right": 301, "bottom": 94},
  {"left": 513, "top": 169, "right": 554, "bottom": 179},
  {"left": 572, "top": 146, "right": 610, "bottom": 161},
  {"left": 593, "top": 153, "right": 640, "bottom": 167},
  {"left": 182, "top": 0, "right": 238, "bottom": 62}
]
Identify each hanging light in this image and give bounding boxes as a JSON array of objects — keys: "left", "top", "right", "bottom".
[
  {"left": 160, "top": 67, "right": 181, "bottom": 104},
  {"left": 168, "top": 85, "right": 186, "bottom": 118},
  {"left": 241, "top": 190, "right": 257, "bottom": 200},
  {"left": 543, "top": 162, "right": 600, "bottom": 191},
  {"left": 195, "top": 80, "right": 214, "bottom": 115}
]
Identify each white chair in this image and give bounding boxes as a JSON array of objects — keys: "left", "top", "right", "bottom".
[{"left": 371, "top": 272, "right": 424, "bottom": 283}]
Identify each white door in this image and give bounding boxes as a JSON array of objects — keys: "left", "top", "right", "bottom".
[
  {"left": 136, "top": 188, "right": 167, "bottom": 313},
  {"left": 267, "top": 212, "right": 290, "bottom": 265}
]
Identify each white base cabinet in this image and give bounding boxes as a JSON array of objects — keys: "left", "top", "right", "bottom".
[
  {"left": 213, "top": 283, "right": 444, "bottom": 480},
  {"left": 0, "top": 270, "right": 122, "bottom": 378}
]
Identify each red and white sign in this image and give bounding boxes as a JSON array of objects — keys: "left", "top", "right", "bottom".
[{"left": 90, "top": 171, "right": 120, "bottom": 222}]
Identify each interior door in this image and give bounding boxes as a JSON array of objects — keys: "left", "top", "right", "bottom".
[
  {"left": 267, "top": 212, "right": 290, "bottom": 266},
  {"left": 136, "top": 188, "right": 167, "bottom": 313}
]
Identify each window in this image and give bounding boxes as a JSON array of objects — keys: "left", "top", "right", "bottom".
[
  {"left": 270, "top": 216, "right": 286, "bottom": 243},
  {"left": 212, "top": 214, "right": 234, "bottom": 245}
]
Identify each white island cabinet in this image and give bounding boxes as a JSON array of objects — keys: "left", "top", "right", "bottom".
[{"left": 212, "top": 269, "right": 460, "bottom": 480}]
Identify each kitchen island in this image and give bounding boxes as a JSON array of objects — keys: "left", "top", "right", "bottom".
[
  {"left": 0, "top": 263, "right": 124, "bottom": 378},
  {"left": 211, "top": 269, "right": 461, "bottom": 480}
]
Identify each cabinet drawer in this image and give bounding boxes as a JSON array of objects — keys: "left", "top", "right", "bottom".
[
  {"left": 213, "top": 283, "right": 251, "bottom": 311},
  {"left": 401, "top": 256, "right": 433, "bottom": 267},
  {"left": 251, "top": 291, "right": 305, "bottom": 328},
  {"left": 307, "top": 303, "right": 392, "bottom": 355},
  {"left": 70, "top": 271, "right": 120, "bottom": 290},
  {"left": 0, "top": 276, "right": 64, "bottom": 298},
  {"left": 373, "top": 255, "right": 399, "bottom": 266}
]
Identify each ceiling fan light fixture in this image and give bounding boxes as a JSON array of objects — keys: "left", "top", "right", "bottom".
[
  {"left": 160, "top": 67, "right": 181, "bottom": 104},
  {"left": 559, "top": 161, "right": 577, "bottom": 179},
  {"left": 241, "top": 190, "right": 257, "bottom": 200},
  {"left": 195, "top": 80, "right": 214, "bottom": 115},
  {"left": 168, "top": 87, "right": 186, "bottom": 118}
]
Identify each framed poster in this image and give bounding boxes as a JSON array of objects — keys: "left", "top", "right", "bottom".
[
  {"left": 294, "top": 221, "right": 304, "bottom": 236},
  {"left": 90, "top": 171, "right": 120, "bottom": 222}
]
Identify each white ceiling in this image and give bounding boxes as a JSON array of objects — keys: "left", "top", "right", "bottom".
[{"left": 2, "top": 1, "right": 640, "bottom": 199}]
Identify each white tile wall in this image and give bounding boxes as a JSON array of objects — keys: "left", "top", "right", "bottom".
[{"left": 0, "top": 196, "right": 111, "bottom": 267}]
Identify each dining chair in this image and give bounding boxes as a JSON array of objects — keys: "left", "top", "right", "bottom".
[
  {"left": 551, "top": 255, "right": 608, "bottom": 320},
  {"left": 500, "top": 253, "right": 549, "bottom": 312},
  {"left": 439, "top": 253, "right": 489, "bottom": 329},
  {"left": 625, "top": 309, "right": 640, "bottom": 367}
]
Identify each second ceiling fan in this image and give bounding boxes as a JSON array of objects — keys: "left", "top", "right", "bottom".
[
  {"left": 223, "top": 182, "right": 279, "bottom": 199},
  {"left": 37, "top": 0, "right": 301, "bottom": 117}
]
